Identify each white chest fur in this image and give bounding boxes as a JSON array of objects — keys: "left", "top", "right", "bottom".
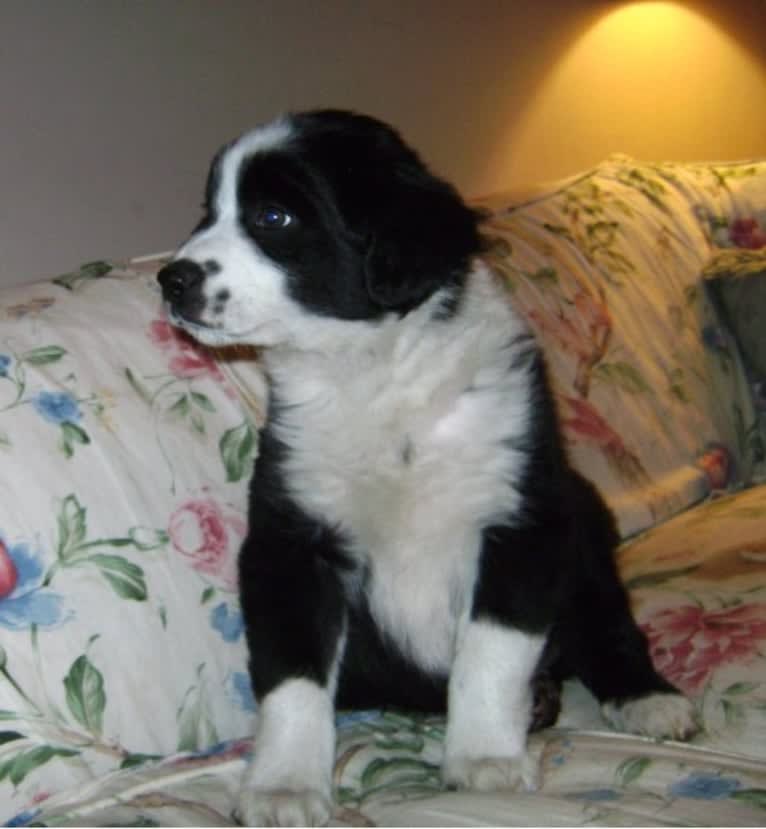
[{"left": 266, "top": 266, "right": 535, "bottom": 672}]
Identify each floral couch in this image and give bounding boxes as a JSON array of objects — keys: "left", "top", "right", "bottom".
[{"left": 2, "top": 155, "right": 766, "bottom": 827}]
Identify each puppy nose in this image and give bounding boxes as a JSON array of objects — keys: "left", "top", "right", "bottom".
[{"left": 157, "top": 259, "right": 205, "bottom": 303}]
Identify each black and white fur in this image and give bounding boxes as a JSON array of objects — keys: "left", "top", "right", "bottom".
[{"left": 158, "top": 110, "right": 697, "bottom": 826}]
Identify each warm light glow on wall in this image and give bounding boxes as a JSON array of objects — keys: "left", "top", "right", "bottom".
[
  {"left": 595, "top": 1, "right": 693, "bottom": 49},
  {"left": 569, "top": 2, "right": 726, "bottom": 87},
  {"left": 480, "top": 1, "right": 766, "bottom": 195}
]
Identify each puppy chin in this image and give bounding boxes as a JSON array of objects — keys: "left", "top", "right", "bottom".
[
  {"left": 163, "top": 308, "right": 224, "bottom": 345},
  {"left": 183, "top": 325, "right": 238, "bottom": 348},
  {"left": 172, "top": 312, "right": 287, "bottom": 349}
]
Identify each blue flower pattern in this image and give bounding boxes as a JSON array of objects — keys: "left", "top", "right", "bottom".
[
  {"left": 228, "top": 670, "right": 257, "bottom": 713},
  {"left": 0, "top": 537, "right": 69, "bottom": 630},
  {"left": 570, "top": 788, "right": 622, "bottom": 802},
  {"left": 210, "top": 601, "right": 244, "bottom": 642},
  {"left": 32, "top": 390, "right": 82, "bottom": 425},
  {"left": 670, "top": 772, "right": 742, "bottom": 800},
  {"left": 6, "top": 808, "right": 41, "bottom": 827}
]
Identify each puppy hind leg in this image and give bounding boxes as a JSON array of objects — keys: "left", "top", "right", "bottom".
[
  {"left": 560, "top": 552, "right": 698, "bottom": 741},
  {"left": 595, "top": 625, "right": 699, "bottom": 741},
  {"left": 556, "top": 471, "right": 699, "bottom": 740},
  {"left": 601, "top": 690, "right": 699, "bottom": 742}
]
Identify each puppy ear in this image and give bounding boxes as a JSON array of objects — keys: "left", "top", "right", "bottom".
[{"left": 363, "top": 173, "right": 483, "bottom": 311}]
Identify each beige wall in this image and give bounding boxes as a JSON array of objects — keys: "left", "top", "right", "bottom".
[{"left": 1, "top": 0, "right": 764, "bottom": 287}]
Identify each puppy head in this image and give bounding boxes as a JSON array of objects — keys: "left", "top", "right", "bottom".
[{"left": 158, "top": 109, "right": 483, "bottom": 349}]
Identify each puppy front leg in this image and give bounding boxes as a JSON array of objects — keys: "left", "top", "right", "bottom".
[
  {"left": 235, "top": 521, "right": 347, "bottom": 827},
  {"left": 238, "top": 677, "right": 337, "bottom": 827},
  {"left": 444, "top": 619, "right": 546, "bottom": 792},
  {"left": 444, "top": 523, "right": 556, "bottom": 792}
]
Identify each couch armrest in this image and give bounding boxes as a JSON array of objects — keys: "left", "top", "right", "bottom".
[
  {"left": 479, "top": 157, "right": 766, "bottom": 538},
  {"left": 0, "top": 259, "right": 265, "bottom": 818}
]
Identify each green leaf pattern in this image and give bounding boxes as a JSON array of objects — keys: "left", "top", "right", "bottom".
[
  {"left": 220, "top": 421, "right": 257, "bottom": 483},
  {"left": 63, "top": 654, "right": 106, "bottom": 736}
]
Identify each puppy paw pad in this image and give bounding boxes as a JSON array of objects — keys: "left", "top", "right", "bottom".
[
  {"left": 235, "top": 788, "right": 332, "bottom": 827},
  {"left": 602, "top": 692, "right": 699, "bottom": 741},
  {"left": 443, "top": 754, "right": 538, "bottom": 792}
]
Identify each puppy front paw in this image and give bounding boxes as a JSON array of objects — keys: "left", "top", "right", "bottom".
[
  {"left": 443, "top": 753, "right": 539, "bottom": 793},
  {"left": 235, "top": 787, "right": 332, "bottom": 827},
  {"left": 602, "top": 691, "right": 699, "bottom": 741}
]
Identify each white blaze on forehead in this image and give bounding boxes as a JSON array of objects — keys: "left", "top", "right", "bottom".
[
  {"left": 173, "top": 115, "right": 294, "bottom": 292},
  {"left": 213, "top": 117, "right": 295, "bottom": 219}
]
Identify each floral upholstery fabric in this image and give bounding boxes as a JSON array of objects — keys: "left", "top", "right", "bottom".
[
  {"left": 11, "top": 487, "right": 766, "bottom": 826},
  {"left": 479, "top": 156, "right": 766, "bottom": 538},
  {"left": 621, "top": 485, "right": 766, "bottom": 761},
  {"left": 3, "top": 155, "right": 766, "bottom": 826},
  {"left": 0, "top": 260, "right": 262, "bottom": 820}
]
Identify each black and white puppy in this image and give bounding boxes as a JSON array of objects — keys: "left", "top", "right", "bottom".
[{"left": 158, "top": 110, "right": 697, "bottom": 826}]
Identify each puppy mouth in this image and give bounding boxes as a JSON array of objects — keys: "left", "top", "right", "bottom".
[
  {"left": 165, "top": 305, "right": 282, "bottom": 348},
  {"left": 163, "top": 306, "right": 237, "bottom": 347},
  {"left": 166, "top": 306, "right": 216, "bottom": 333}
]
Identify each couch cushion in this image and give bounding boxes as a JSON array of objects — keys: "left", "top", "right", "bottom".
[
  {"left": 478, "top": 157, "right": 766, "bottom": 538},
  {"left": 619, "top": 484, "right": 766, "bottom": 761},
  {"left": 12, "top": 485, "right": 766, "bottom": 827}
]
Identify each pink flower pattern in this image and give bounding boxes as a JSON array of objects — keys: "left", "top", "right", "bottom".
[
  {"left": 642, "top": 603, "right": 766, "bottom": 694},
  {"left": 168, "top": 496, "right": 246, "bottom": 592},
  {"left": 729, "top": 217, "right": 766, "bottom": 250},
  {"left": 560, "top": 395, "right": 649, "bottom": 486},
  {"left": 527, "top": 288, "right": 611, "bottom": 398},
  {"left": 696, "top": 444, "right": 734, "bottom": 491},
  {"left": 0, "top": 539, "right": 18, "bottom": 599}
]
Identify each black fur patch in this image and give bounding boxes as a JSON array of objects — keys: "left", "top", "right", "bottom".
[{"left": 231, "top": 110, "right": 483, "bottom": 319}]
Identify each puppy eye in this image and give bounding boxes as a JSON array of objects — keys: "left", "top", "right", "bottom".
[{"left": 253, "top": 206, "right": 293, "bottom": 229}]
